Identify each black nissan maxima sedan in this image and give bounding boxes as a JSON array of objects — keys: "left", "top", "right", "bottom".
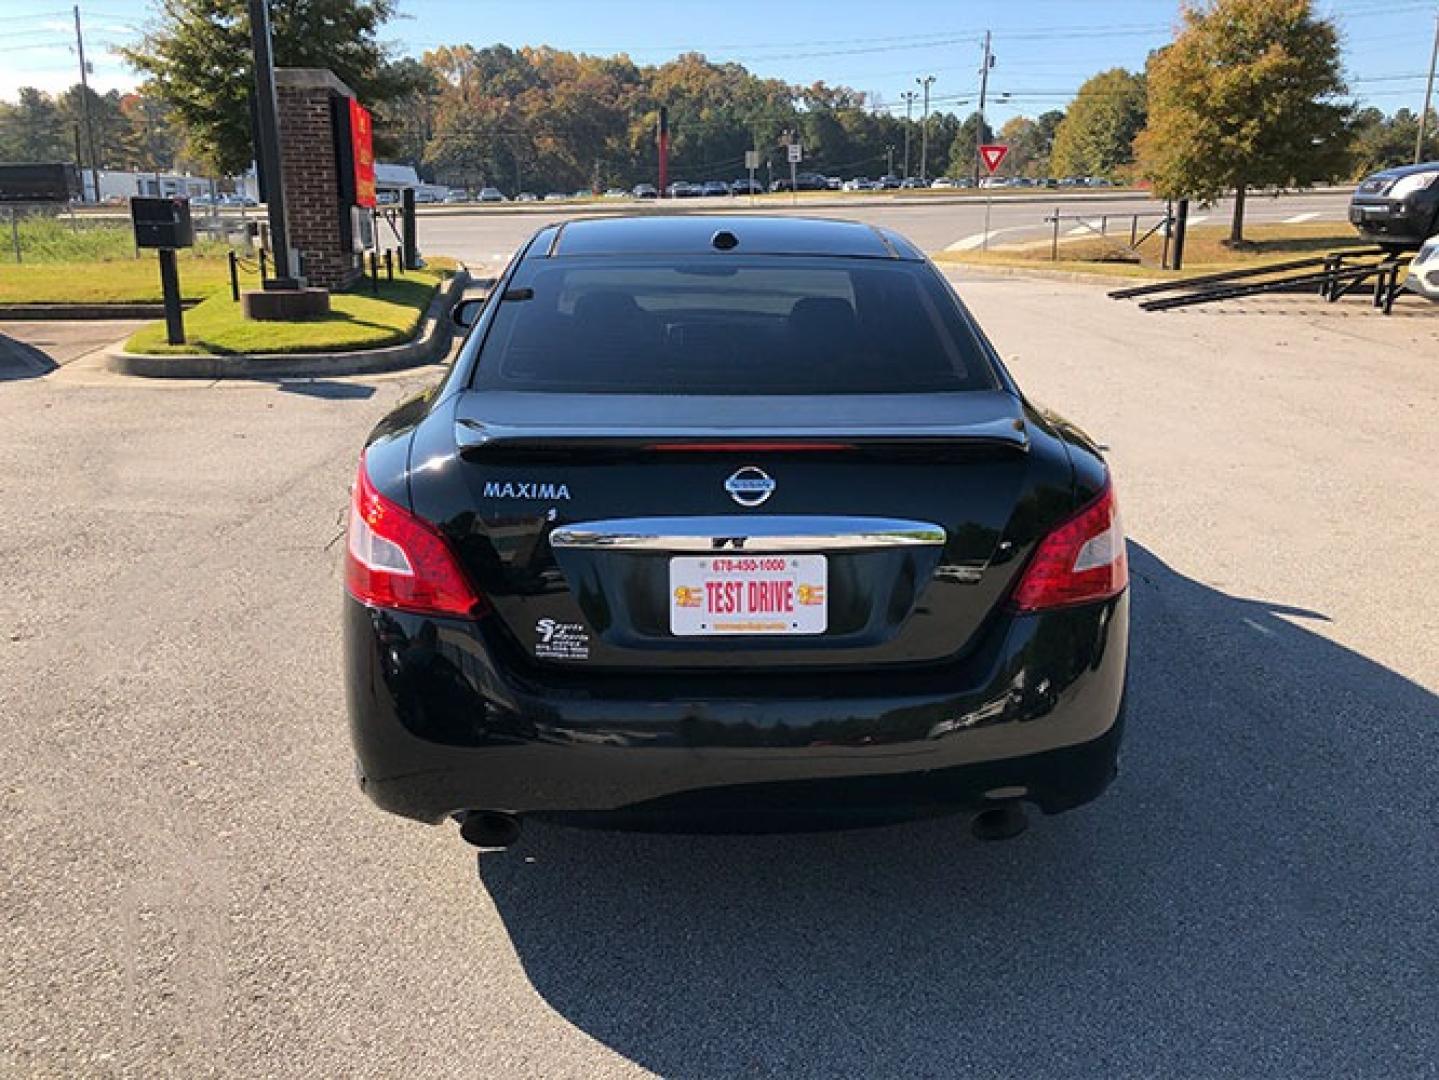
[{"left": 344, "top": 216, "right": 1128, "bottom": 847}]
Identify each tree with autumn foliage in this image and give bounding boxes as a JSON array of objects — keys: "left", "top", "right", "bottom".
[
  {"left": 1134, "top": 0, "right": 1351, "bottom": 245},
  {"left": 122, "top": 0, "right": 418, "bottom": 176}
]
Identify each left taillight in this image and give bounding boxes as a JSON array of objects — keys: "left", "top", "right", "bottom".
[{"left": 344, "top": 452, "right": 484, "bottom": 618}]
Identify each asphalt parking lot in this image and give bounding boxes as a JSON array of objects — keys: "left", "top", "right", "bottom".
[{"left": 2, "top": 275, "right": 1436, "bottom": 1077}]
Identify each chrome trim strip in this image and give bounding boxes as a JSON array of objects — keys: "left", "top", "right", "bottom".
[{"left": 550, "top": 516, "right": 947, "bottom": 552}]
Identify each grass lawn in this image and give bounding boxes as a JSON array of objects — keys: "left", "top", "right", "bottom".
[
  {"left": 0, "top": 216, "right": 243, "bottom": 303},
  {"left": 123, "top": 264, "right": 453, "bottom": 356},
  {"left": 0, "top": 256, "right": 250, "bottom": 304},
  {"left": 933, "top": 222, "right": 1368, "bottom": 280}
]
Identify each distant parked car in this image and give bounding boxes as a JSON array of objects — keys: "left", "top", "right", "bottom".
[
  {"left": 877, "top": 175, "right": 901, "bottom": 190},
  {"left": 544, "top": 192, "right": 569, "bottom": 201},
  {"left": 730, "top": 178, "right": 764, "bottom": 195},
  {"left": 478, "top": 187, "right": 505, "bottom": 203},
  {"left": 1349, "top": 161, "right": 1439, "bottom": 252},
  {"left": 824, "top": 176, "right": 843, "bottom": 190},
  {"left": 443, "top": 190, "right": 469, "bottom": 204},
  {"left": 666, "top": 181, "right": 700, "bottom": 198},
  {"left": 929, "top": 177, "right": 957, "bottom": 189},
  {"left": 413, "top": 188, "right": 444, "bottom": 204},
  {"left": 632, "top": 183, "right": 658, "bottom": 199},
  {"left": 702, "top": 180, "right": 731, "bottom": 197},
  {"left": 376, "top": 190, "right": 399, "bottom": 206},
  {"left": 842, "top": 177, "right": 875, "bottom": 192},
  {"left": 900, "top": 178, "right": 926, "bottom": 189},
  {"left": 771, "top": 171, "right": 828, "bottom": 192},
  {"left": 603, "top": 188, "right": 628, "bottom": 199},
  {"left": 516, "top": 192, "right": 538, "bottom": 202}
]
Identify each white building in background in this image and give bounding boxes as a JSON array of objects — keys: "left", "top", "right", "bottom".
[
  {"left": 375, "top": 163, "right": 448, "bottom": 204},
  {"left": 83, "top": 169, "right": 234, "bottom": 203},
  {"left": 77, "top": 163, "right": 444, "bottom": 206}
]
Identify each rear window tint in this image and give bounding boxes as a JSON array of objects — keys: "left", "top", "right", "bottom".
[{"left": 469, "top": 257, "right": 995, "bottom": 394}]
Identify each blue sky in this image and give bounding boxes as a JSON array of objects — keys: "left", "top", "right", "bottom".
[{"left": 4, "top": 0, "right": 1435, "bottom": 127}]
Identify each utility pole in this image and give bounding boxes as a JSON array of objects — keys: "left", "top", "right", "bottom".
[
  {"left": 974, "top": 30, "right": 994, "bottom": 187},
  {"left": 72, "top": 5, "right": 100, "bottom": 202},
  {"left": 900, "top": 90, "right": 918, "bottom": 178},
  {"left": 916, "top": 76, "right": 936, "bottom": 183},
  {"left": 1418, "top": 12, "right": 1439, "bottom": 164},
  {"left": 247, "top": 0, "right": 299, "bottom": 287},
  {"left": 886, "top": 144, "right": 894, "bottom": 176}
]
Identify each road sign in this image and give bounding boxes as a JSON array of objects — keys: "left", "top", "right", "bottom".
[
  {"left": 745, "top": 149, "right": 760, "bottom": 170},
  {"left": 787, "top": 143, "right": 803, "bottom": 164},
  {"left": 979, "top": 144, "right": 1009, "bottom": 174}
]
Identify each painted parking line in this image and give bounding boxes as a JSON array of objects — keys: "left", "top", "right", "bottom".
[
  {"left": 944, "top": 226, "right": 1033, "bottom": 251},
  {"left": 1283, "top": 212, "right": 1322, "bottom": 224}
]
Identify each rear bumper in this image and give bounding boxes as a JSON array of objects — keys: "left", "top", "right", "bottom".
[{"left": 345, "top": 592, "right": 1128, "bottom": 826}]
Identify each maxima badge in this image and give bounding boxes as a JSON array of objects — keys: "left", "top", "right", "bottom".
[{"left": 724, "top": 466, "right": 776, "bottom": 508}]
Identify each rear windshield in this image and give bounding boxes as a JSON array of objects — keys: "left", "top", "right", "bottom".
[{"left": 468, "top": 256, "right": 995, "bottom": 394}]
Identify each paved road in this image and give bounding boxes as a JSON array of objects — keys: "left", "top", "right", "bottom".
[
  {"left": 420, "top": 189, "right": 1353, "bottom": 271},
  {"left": 1, "top": 281, "right": 1435, "bottom": 1077}
]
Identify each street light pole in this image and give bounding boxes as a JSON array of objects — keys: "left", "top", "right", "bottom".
[
  {"left": 901, "top": 90, "right": 918, "bottom": 179},
  {"left": 72, "top": 6, "right": 100, "bottom": 202},
  {"left": 974, "top": 30, "right": 993, "bottom": 187},
  {"left": 917, "top": 75, "right": 936, "bottom": 183},
  {"left": 247, "top": 0, "right": 299, "bottom": 288},
  {"left": 1418, "top": 12, "right": 1439, "bottom": 164}
]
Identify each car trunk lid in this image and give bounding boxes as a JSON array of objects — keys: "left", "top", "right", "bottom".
[{"left": 437, "top": 389, "right": 1042, "bottom": 670}]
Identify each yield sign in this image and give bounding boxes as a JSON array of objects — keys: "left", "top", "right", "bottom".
[{"left": 978, "top": 144, "right": 1009, "bottom": 174}]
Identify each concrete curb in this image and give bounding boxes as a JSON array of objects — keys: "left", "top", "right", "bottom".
[
  {"left": 0, "top": 301, "right": 200, "bottom": 321},
  {"left": 104, "top": 269, "right": 470, "bottom": 379}
]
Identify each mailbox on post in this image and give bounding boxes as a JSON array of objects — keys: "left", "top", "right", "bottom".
[
  {"left": 129, "top": 196, "right": 194, "bottom": 344},
  {"left": 130, "top": 196, "right": 195, "bottom": 250}
]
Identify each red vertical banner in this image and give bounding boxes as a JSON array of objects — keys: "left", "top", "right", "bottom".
[
  {"left": 350, "top": 98, "right": 376, "bottom": 208},
  {"left": 657, "top": 105, "right": 669, "bottom": 196}
]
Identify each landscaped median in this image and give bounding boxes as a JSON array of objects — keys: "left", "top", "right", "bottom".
[
  {"left": 107, "top": 258, "right": 469, "bottom": 379},
  {"left": 933, "top": 221, "right": 1363, "bottom": 283}
]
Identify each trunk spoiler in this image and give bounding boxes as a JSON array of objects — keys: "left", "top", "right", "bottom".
[{"left": 455, "top": 417, "right": 1030, "bottom": 458}]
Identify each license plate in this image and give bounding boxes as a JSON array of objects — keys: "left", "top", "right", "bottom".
[{"left": 669, "top": 554, "right": 827, "bottom": 636}]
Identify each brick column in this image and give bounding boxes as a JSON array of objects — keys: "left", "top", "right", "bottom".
[{"left": 274, "top": 68, "right": 361, "bottom": 291}]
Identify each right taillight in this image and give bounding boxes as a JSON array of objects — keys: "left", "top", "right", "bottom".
[
  {"left": 1009, "top": 483, "right": 1127, "bottom": 612},
  {"left": 344, "top": 452, "right": 485, "bottom": 618}
]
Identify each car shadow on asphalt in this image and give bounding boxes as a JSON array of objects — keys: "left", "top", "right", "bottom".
[
  {"left": 474, "top": 542, "right": 1437, "bottom": 1078},
  {"left": 0, "top": 334, "right": 59, "bottom": 381},
  {"left": 272, "top": 380, "right": 376, "bottom": 400}
]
